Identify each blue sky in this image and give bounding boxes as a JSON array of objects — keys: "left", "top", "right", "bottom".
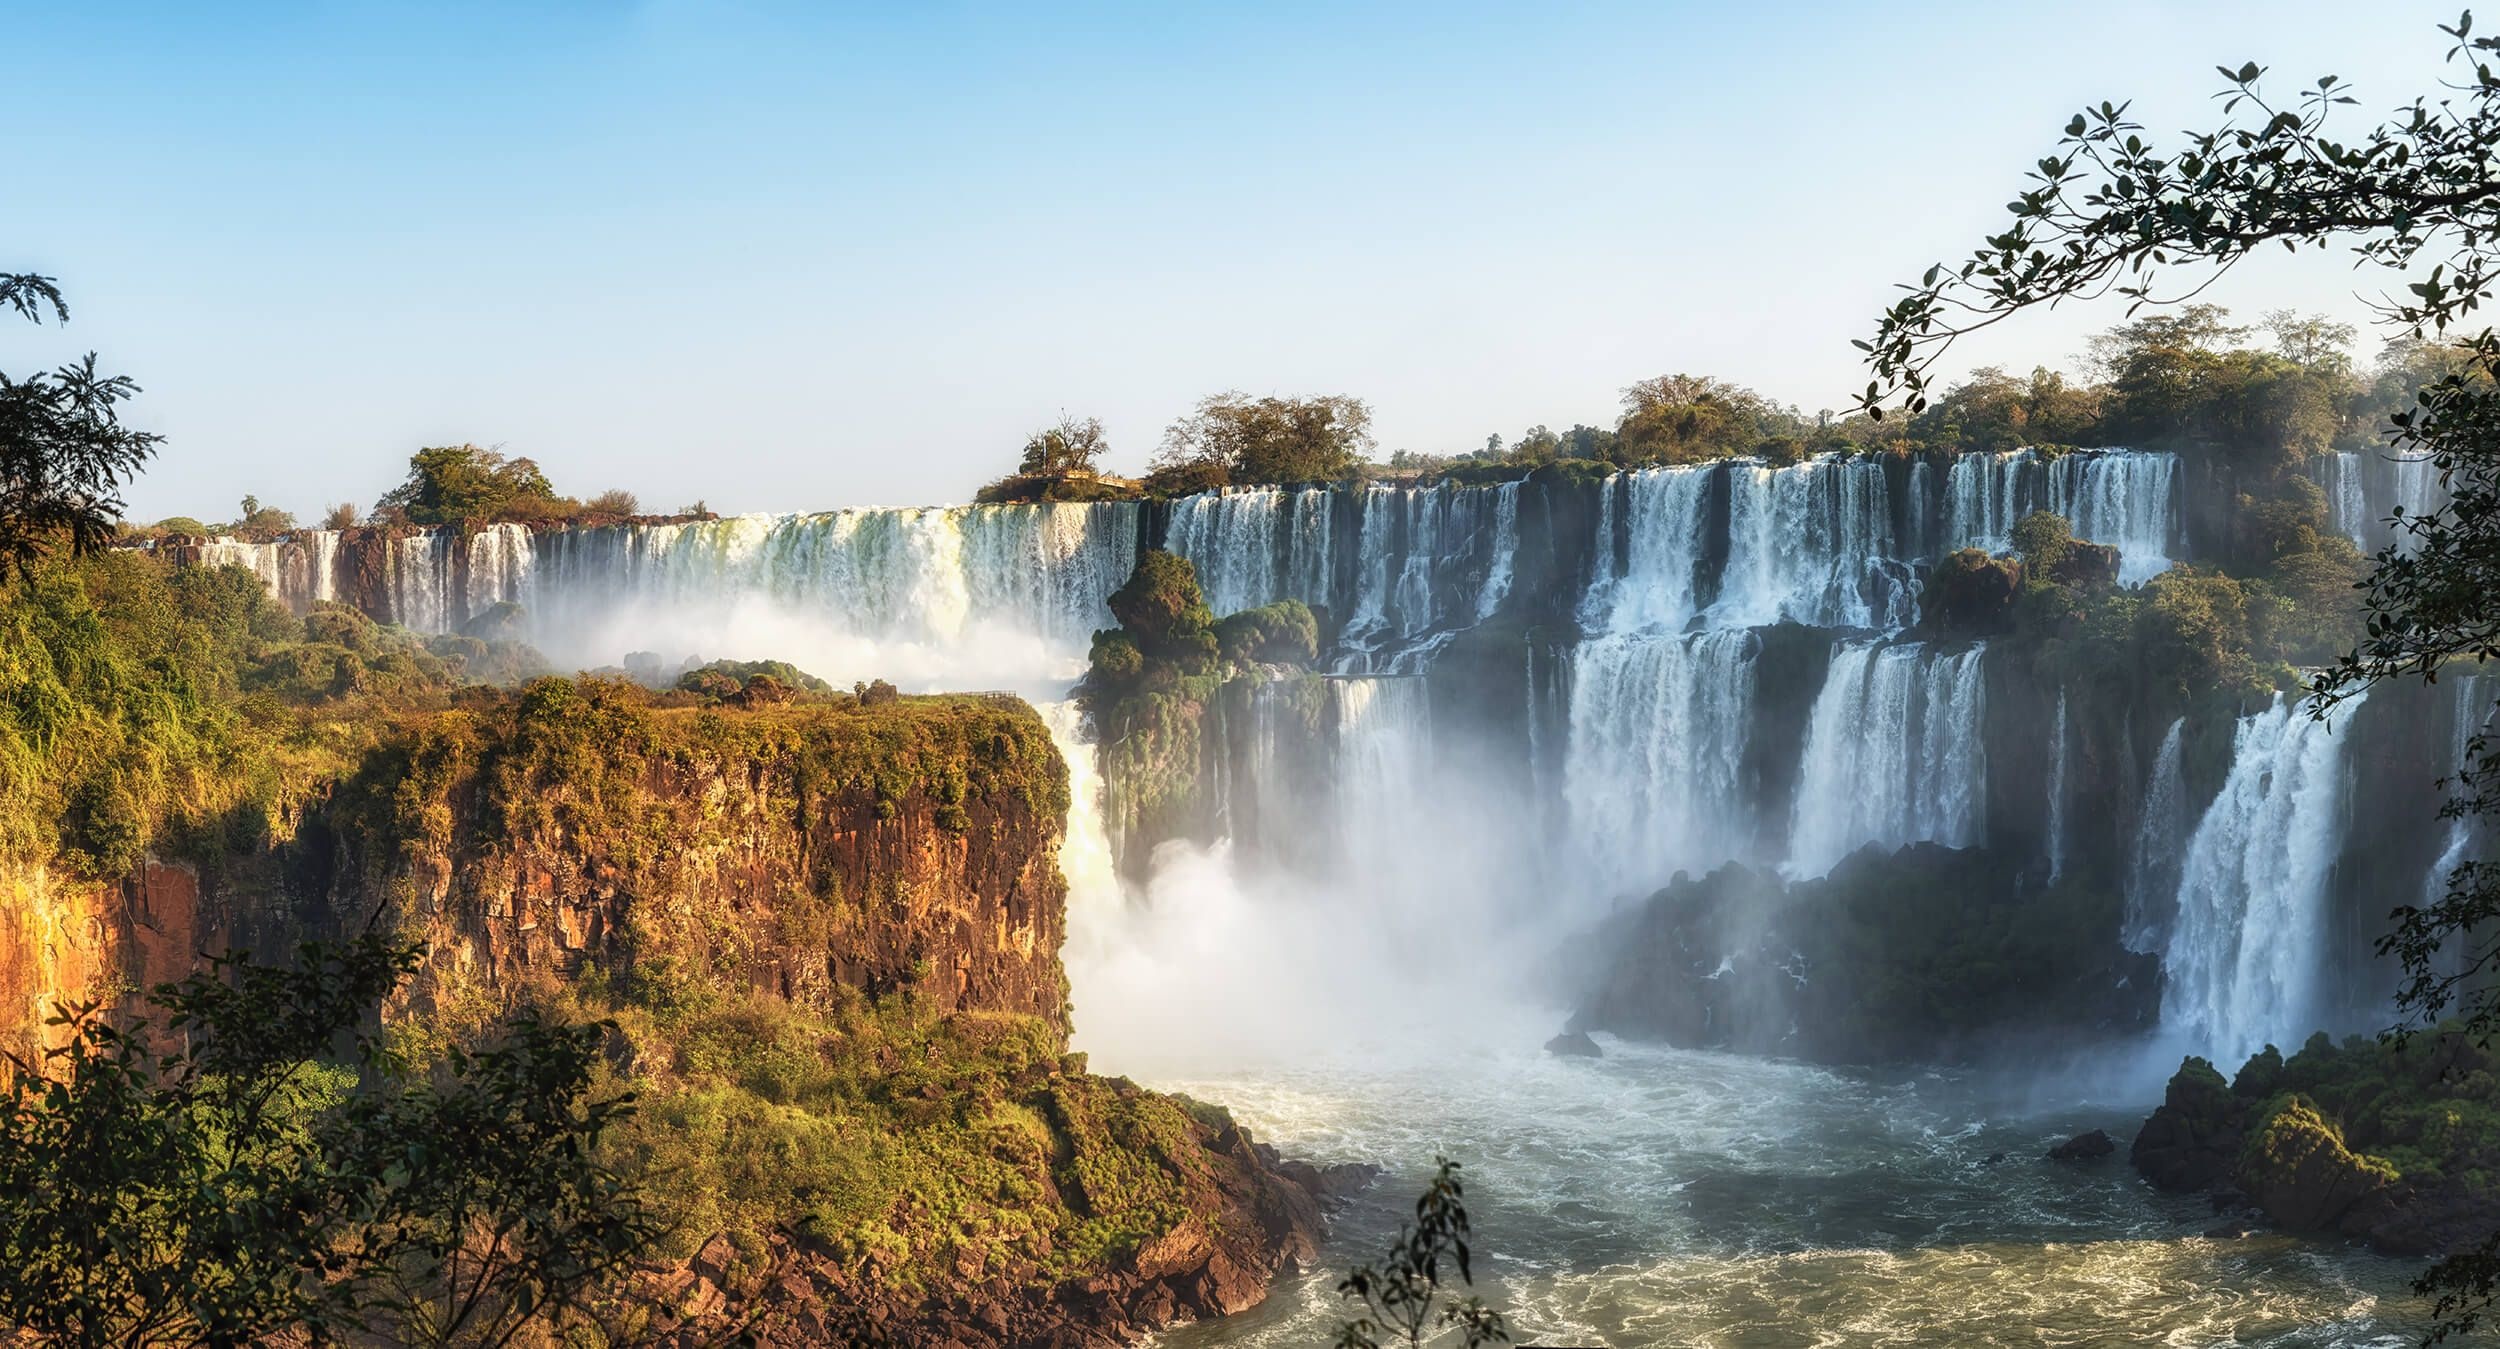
[{"left": 1, "top": 2, "right": 2461, "bottom": 520}]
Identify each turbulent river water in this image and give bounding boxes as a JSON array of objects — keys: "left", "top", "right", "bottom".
[{"left": 1135, "top": 1046, "right": 2429, "bottom": 1348}]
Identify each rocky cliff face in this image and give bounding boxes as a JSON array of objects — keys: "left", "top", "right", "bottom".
[{"left": 1, "top": 677, "right": 1332, "bottom": 1346}]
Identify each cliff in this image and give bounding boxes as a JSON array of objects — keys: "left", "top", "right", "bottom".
[{"left": 0, "top": 545, "right": 1332, "bottom": 1345}]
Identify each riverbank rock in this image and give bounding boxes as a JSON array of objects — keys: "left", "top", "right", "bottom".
[
  {"left": 1546, "top": 1029, "right": 1603, "bottom": 1058},
  {"left": 2047, "top": 1129, "right": 2116, "bottom": 1161},
  {"left": 2132, "top": 1034, "right": 2500, "bottom": 1258}
]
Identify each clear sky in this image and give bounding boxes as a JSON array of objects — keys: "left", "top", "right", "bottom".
[{"left": 0, "top": 1, "right": 2464, "bottom": 521}]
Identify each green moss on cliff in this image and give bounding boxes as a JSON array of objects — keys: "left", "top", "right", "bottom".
[{"left": 563, "top": 981, "right": 1211, "bottom": 1293}]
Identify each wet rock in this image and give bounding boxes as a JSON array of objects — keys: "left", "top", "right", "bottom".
[
  {"left": 1981, "top": 1151, "right": 2007, "bottom": 1166},
  {"left": 2131, "top": 1056, "right": 2241, "bottom": 1192},
  {"left": 1545, "top": 1029, "right": 1603, "bottom": 1058},
  {"left": 2047, "top": 1129, "right": 2116, "bottom": 1162},
  {"left": 2236, "top": 1099, "right": 2394, "bottom": 1232}
]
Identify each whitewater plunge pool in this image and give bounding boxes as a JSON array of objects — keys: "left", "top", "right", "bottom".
[{"left": 1139, "top": 1042, "right": 2430, "bottom": 1349}]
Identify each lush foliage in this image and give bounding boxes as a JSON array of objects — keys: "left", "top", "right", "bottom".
[
  {"left": 0, "top": 936, "right": 657, "bottom": 1348},
  {"left": 0, "top": 552, "right": 539, "bottom": 881},
  {"left": 370, "top": 444, "right": 643, "bottom": 529},
  {"left": 1151, "top": 391, "right": 1374, "bottom": 488},
  {"left": 0, "top": 273, "right": 159, "bottom": 578}
]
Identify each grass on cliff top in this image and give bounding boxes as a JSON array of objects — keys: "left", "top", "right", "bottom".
[
  {"left": 0, "top": 551, "right": 541, "bottom": 880},
  {"left": 330, "top": 674, "right": 1069, "bottom": 886},
  {"left": 552, "top": 975, "right": 1213, "bottom": 1295}
]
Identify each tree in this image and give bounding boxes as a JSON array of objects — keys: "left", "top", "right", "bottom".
[
  {"left": 1155, "top": 392, "right": 1374, "bottom": 485},
  {"left": 1852, "top": 14, "right": 2500, "bottom": 1337},
  {"left": 321, "top": 502, "right": 360, "bottom": 531},
  {"left": 0, "top": 935, "right": 661, "bottom": 1346},
  {"left": 375, "top": 446, "right": 561, "bottom": 527},
  {"left": 2264, "top": 308, "right": 2360, "bottom": 374},
  {"left": 0, "top": 273, "right": 161, "bottom": 578},
  {"left": 1332, "top": 1159, "right": 1507, "bottom": 1349},
  {"left": 1615, "top": 374, "right": 1792, "bottom": 465},
  {"left": 1017, "top": 414, "right": 1110, "bottom": 477},
  {"left": 234, "top": 494, "right": 295, "bottom": 539}
]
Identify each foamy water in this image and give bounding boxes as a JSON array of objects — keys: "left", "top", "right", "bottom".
[{"left": 1131, "top": 1042, "right": 2426, "bottom": 1348}]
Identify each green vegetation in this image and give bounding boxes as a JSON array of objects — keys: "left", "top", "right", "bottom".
[
  {"left": 975, "top": 414, "right": 1139, "bottom": 503},
  {"left": 0, "top": 273, "right": 159, "bottom": 577},
  {"left": 1332, "top": 1159, "right": 1508, "bottom": 1349},
  {"left": 1076, "top": 552, "right": 1323, "bottom": 875},
  {"left": 1149, "top": 391, "right": 1374, "bottom": 491},
  {"left": 0, "top": 936, "right": 657, "bottom": 1347},
  {"left": 0, "top": 549, "right": 539, "bottom": 881},
  {"left": 371, "top": 443, "right": 643, "bottom": 529},
  {"left": 567, "top": 980, "right": 1222, "bottom": 1292}
]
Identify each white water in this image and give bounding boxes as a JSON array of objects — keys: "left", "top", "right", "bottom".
[
  {"left": 1563, "top": 631, "right": 1758, "bottom": 895},
  {"left": 199, "top": 530, "right": 344, "bottom": 614},
  {"left": 2162, "top": 695, "right": 2367, "bottom": 1064},
  {"left": 2123, "top": 718, "right": 2189, "bottom": 953},
  {"left": 2046, "top": 691, "right": 2069, "bottom": 883},
  {"left": 2320, "top": 450, "right": 2449, "bottom": 555},
  {"left": 1715, "top": 456, "right": 1914, "bottom": 629},
  {"left": 1785, "top": 641, "right": 1988, "bottom": 878},
  {"left": 1945, "top": 449, "right": 2179, "bottom": 584}
]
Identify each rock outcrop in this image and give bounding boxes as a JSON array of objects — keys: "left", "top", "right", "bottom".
[{"left": 2133, "top": 1033, "right": 2500, "bottom": 1257}]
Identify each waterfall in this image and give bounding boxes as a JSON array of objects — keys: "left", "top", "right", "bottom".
[
  {"left": 2161, "top": 693, "right": 2367, "bottom": 1062},
  {"left": 1563, "top": 630, "right": 1758, "bottom": 896},
  {"left": 2046, "top": 691, "right": 2069, "bottom": 883},
  {"left": 1578, "top": 466, "right": 1714, "bottom": 633},
  {"left": 1713, "top": 456, "right": 1912, "bottom": 629},
  {"left": 1946, "top": 449, "right": 2177, "bottom": 582},
  {"left": 2320, "top": 451, "right": 2370, "bottom": 548},
  {"left": 2123, "top": 717, "right": 2188, "bottom": 952},
  {"left": 523, "top": 503, "right": 1141, "bottom": 686},
  {"left": 199, "top": 531, "right": 344, "bottom": 615},
  {"left": 1475, "top": 481, "right": 1521, "bottom": 620},
  {"left": 2047, "top": 451, "right": 2177, "bottom": 584},
  {"left": 2316, "top": 450, "right": 2450, "bottom": 554},
  {"left": 388, "top": 533, "right": 457, "bottom": 633},
  {"left": 1163, "top": 488, "right": 1333, "bottom": 618},
  {"left": 1784, "top": 641, "right": 1987, "bottom": 878},
  {"left": 2429, "top": 675, "right": 2492, "bottom": 903},
  {"left": 465, "top": 523, "right": 536, "bottom": 620}
]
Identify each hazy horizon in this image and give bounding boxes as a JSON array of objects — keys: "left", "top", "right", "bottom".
[{"left": 3, "top": 0, "right": 2459, "bottom": 523}]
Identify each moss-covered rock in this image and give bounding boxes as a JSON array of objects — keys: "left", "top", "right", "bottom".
[{"left": 2134, "top": 1031, "right": 2500, "bottom": 1256}]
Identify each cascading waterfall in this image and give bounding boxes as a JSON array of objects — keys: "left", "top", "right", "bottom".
[
  {"left": 2123, "top": 717, "right": 2188, "bottom": 953},
  {"left": 1578, "top": 466, "right": 1714, "bottom": 632},
  {"left": 1784, "top": 641, "right": 1987, "bottom": 878},
  {"left": 1946, "top": 448, "right": 2178, "bottom": 583},
  {"left": 522, "top": 503, "right": 1141, "bottom": 686},
  {"left": 200, "top": 531, "right": 343, "bottom": 614},
  {"left": 2429, "top": 674, "right": 2491, "bottom": 903},
  {"left": 1562, "top": 630, "right": 1758, "bottom": 896},
  {"left": 389, "top": 533, "right": 457, "bottom": 633},
  {"left": 2317, "top": 449, "right": 2449, "bottom": 554},
  {"left": 2161, "top": 693, "right": 2367, "bottom": 1062},
  {"left": 465, "top": 522, "right": 535, "bottom": 619},
  {"left": 2046, "top": 691, "right": 2069, "bottom": 883},
  {"left": 1163, "top": 488, "right": 1334, "bottom": 618},
  {"left": 1714, "top": 456, "right": 1912, "bottom": 628}
]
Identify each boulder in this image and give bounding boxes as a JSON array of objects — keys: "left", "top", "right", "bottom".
[
  {"left": 2131, "top": 1056, "right": 2242, "bottom": 1192},
  {"left": 1545, "top": 1029, "right": 1603, "bottom": 1058},
  {"left": 2047, "top": 1129, "right": 2116, "bottom": 1162},
  {"left": 2233, "top": 1098, "right": 2397, "bottom": 1233}
]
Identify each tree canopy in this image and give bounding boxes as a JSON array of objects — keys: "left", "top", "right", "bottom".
[
  {"left": 1153, "top": 392, "right": 1374, "bottom": 486},
  {"left": 0, "top": 272, "right": 159, "bottom": 578}
]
